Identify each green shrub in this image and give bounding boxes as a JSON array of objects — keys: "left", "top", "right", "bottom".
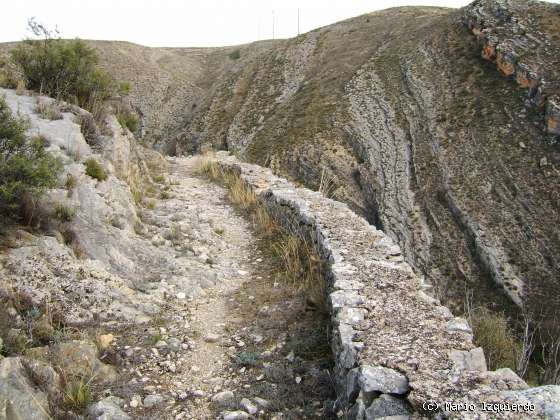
[
  {"left": 10, "top": 19, "right": 115, "bottom": 109},
  {"left": 228, "top": 49, "right": 241, "bottom": 60},
  {"left": 116, "top": 108, "right": 138, "bottom": 133},
  {"left": 118, "top": 81, "right": 131, "bottom": 96},
  {"left": 63, "top": 377, "right": 93, "bottom": 410},
  {"left": 84, "top": 158, "right": 107, "bottom": 181},
  {"left": 0, "top": 97, "right": 61, "bottom": 219}
]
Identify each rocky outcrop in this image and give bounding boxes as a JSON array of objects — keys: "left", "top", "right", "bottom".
[
  {"left": 0, "top": 357, "right": 51, "bottom": 420},
  {"left": 464, "top": 0, "right": 560, "bottom": 139},
  {"left": 214, "top": 152, "right": 558, "bottom": 419}
]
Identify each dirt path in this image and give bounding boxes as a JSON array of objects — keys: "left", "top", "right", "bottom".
[{"left": 109, "top": 156, "right": 334, "bottom": 419}]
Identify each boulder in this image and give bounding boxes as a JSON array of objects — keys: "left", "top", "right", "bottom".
[
  {"left": 502, "top": 385, "right": 560, "bottom": 419},
  {"left": 0, "top": 357, "right": 51, "bottom": 420},
  {"left": 222, "top": 411, "right": 250, "bottom": 420}
]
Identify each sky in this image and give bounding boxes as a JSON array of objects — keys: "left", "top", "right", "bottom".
[{"left": 2, "top": 0, "right": 558, "bottom": 48}]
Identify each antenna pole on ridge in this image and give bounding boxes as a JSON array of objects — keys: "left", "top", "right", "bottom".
[
  {"left": 272, "top": 10, "right": 275, "bottom": 40},
  {"left": 297, "top": 8, "right": 300, "bottom": 36}
]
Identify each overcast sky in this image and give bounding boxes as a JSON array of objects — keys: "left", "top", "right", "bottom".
[{"left": 2, "top": 0, "right": 558, "bottom": 48}]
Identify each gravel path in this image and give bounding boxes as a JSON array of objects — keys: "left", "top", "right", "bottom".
[{"left": 110, "top": 156, "right": 335, "bottom": 419}]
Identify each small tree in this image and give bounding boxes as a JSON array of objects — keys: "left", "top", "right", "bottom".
[
  {"left": 10, "top": 18, "right": 115, "bottom": 109},
  {"left": 0, "top": 96, "right": 61, "bottom": 220}
]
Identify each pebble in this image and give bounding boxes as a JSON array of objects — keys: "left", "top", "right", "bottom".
[
  {"left": 204, "top": 333, "right": 220, "bottom": 343},
  {"left": 212, "top": 390, "right": 236, "bottom": 408},
  {"left": 143, "top": 394, "right": 165, "bottom": 408},
  {"left": 253, "top": 397, "right": 270, "bottom": 409},
  {"left": 155, "top": 340, "right": 167, "bottom": 348},
  {"left": 222, "top": 411, "right": 250, "bottom": 420},
  {"left": 240, "top": 398, "right": 258, "bottom": 415},
  {"left": 176, "top": 292, "right": 186, "bottom": 299}
]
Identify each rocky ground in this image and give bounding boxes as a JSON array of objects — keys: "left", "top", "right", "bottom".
[
  {"left": 0, "top": 151, "right": 334, "bottom": 419},
  {"left": 101, "top": 157, "right": 335, "bottom": 419},
  {"left": 0, "top": 88, "right": 333, "bottom": 419}
]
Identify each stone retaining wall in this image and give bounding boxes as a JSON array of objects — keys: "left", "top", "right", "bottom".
[{"left": 215, "top": 152, "right": 559, "bottom": 419}]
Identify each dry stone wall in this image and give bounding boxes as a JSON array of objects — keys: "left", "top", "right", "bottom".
[{"left": 215, "top": 152, "right": 560, "bottom": 419}]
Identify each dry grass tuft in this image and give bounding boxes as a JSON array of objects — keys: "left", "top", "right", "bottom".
[
  {"left": 203, "top": 166, "right": 326, "bottom": 309},
  {"left": 15, "top": 79, "right": 26, "bottom": 95},
  {"left": 466, "top": 303, "right": 523, "bottom": 372},
  {"left": 34, "top": 98, "right": 63, "bottom": 120},
  {"left": 62, "top": 375, "right": 94, "bottom": 411}
]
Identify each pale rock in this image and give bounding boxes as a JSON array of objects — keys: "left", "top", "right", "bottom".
[
  {"left": 143, "top": 394, "right": 165, "bottom": 408},
  {"left": 212, "top": 390, "right": 236, "bottom": 409},
  {"left": 239, "top": 398, "right": 258, "bottom": 415},
  {"left": 204, "top": 333, "right": 221, "bottom": 343},
  {"left": 222, "top": 411, "right": 250, "bottom": 420},
  {"left": 359, "top": 366, "right": 409, "bottom": 395},
  {"left": 97, "top": 334, "right": 115, "bottom": 350}
]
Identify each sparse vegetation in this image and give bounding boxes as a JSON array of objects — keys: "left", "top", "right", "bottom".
[
  {"left": 118, "top": 81, "right": 131, "bottom": 96},
  {"left": 84, "top": 157, "right": 107, "bottom": 181},
  {"left": 11, "top": 19, "right": 115, "bottom": 109},
  {"left": 164, "top": 224, "right": 182, "bottom": 244},
  {"left": 63, "top": 376, "right": 94, "bottom": 410},
  {"left": 153, "top": 174, "right": 166, "bottom": 184},
  {"left": 34, "top": 98, "right": 63, "bottom": 120},
  {"left": 234, "top": 351, "right": 259, "bottom": 367},
  {"left": 54, "top": 203, "right": 76, "bottom": 222},
  {"left": 200, "top": 158, "right": 326, "bottom": 307},
  {"left": 15, "top": 79, "right": 26, "bottom": 95},
  {"left": 468, "top": 306, "right": 522, "bottom": 371},
  {"left": 228, "top": 49, "right": 241, "bottom": 60},
  {"left": 116, "top": 106, "right": 139, "bottom": 133},
  {"left": 65, "top": 173, "right": 77, "bottom": 191},
  {"left": 0, "top": 97, "right": 61, "bottom": 221},
  {"left": 74, "top": 112, "right": 99, "bottom": 146}
]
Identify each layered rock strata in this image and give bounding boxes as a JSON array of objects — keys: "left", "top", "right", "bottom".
[{"left": 215, "top": 152, "right": 560, "bottom": 419}]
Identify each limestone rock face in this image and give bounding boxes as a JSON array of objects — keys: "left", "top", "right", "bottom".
[{"left": 0, "top": 357, "right": 51, "bottom": 420}]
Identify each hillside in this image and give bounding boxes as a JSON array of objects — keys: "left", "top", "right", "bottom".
[
  {"left": 1, "top": 0, "right": 560, "bottom": 417},
  {"left": 22, "top": 0, "right": 557, "bottom": 328}
]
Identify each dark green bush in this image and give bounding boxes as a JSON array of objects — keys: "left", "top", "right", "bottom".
[
  {"left": 84, "top": 157, "right": 107, "bottom": 181},
  {"left": 228, "top": 49, "right": 241, "bottom": 60},
  {"left": 116, "top": 108, "right": 139, "bottom": 134},
  {"left": 0, "top": 97, "right": 61, "bottom": 219},
  {"left": 10, "top": 19, "right": 115, "bottom": 109}
]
